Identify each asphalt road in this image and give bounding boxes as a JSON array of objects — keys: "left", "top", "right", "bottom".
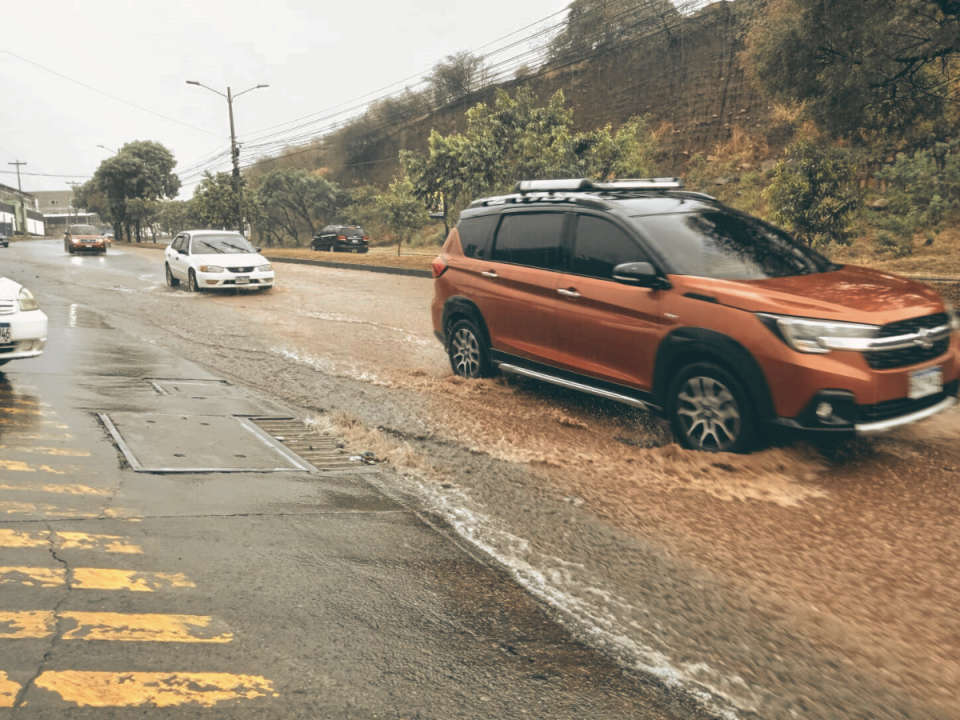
[
  {"left": 0, "top": 240, "right": 708, "bottom": 718},
  {"left": 2, "top": 238, "right": 959, "bottom": 719}
]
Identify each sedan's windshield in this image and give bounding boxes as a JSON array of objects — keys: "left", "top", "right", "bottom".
[
  {"left": 630, "top": 211, "right": 838, "bottom": 279},
  {"left": 190, "top": 234, "right": 255, "bottom": 254},
  {"left": 68, "top": 225, "right": 100, "bottom": 235}
]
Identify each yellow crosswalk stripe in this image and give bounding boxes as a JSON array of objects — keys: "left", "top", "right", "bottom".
[
  {"left": 0, "top": 530, "right": 143, "bottom": 553},
  {"left": 0, "top": 502, "right": 140, "bottom": 520},
  {"left": 0, "top": 461, "right": 66, "bottom": 475},
  {"left": 0, "top": 447, "right": 91, "bottom": 457},
  {"left": 34, "top": 671, "right": 277, "bottom": 707},
  {"left": 0, "top": 483, "right": 108, "bottom": 495},
  {"left": 0, "top": 611, "right": 232, "bottom": 643},
  {"left": 0, "top": 671, "right": 18, "bottom": 707},
  {"left": 0, "top": 567, "right": 194, "bottom": 591}
]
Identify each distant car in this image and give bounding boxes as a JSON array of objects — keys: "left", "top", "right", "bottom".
[
  {"left": 311, "top": 225, "right": 369, "bottom": 253},
  {"left": 64, "top": 224, "right": 107, "bottom": 254},
  {"left": 0, "top": 277, "right": 48, "bottom": 367},
  {"left": 0, "top": 236, "right": 8, "bottom": 248},
  {"left": 164, "top": 230, "right": 274, "bottom": 292}
]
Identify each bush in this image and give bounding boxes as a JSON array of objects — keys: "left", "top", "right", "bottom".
[{"left": 874, "top": 230, "right": 912, "bottom": 257}]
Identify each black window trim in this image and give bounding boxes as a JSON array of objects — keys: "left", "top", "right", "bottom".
[{"left": 566, "top": 208, "right": 674, "bottom": 281}]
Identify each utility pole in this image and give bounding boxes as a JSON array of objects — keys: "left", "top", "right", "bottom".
[
  {"left": 186, "top": 80, "right": 268, "bottom": 236},
  {"left": 8, "top": 161, "right": 26, "bottom": 235},
  {"left": 66, "top": 181, "right": 82, "bottom": 227}
]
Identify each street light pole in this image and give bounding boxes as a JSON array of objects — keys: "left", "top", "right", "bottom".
[
  {"left": 7, "top": 161, "right": 26, "bottom": 235},
  {"left": 186, "top": 80, "right": 268, "bottom": 236}
]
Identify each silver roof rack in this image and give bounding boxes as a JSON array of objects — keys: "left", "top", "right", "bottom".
[{"left": 513, "top": 177, "right": 684, "bottom": 193}]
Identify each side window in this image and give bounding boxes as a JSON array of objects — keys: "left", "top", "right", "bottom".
[
  {"left": 491, "top": 212, "right": 566, "bottom": 270},
  {"left": 571, "top": 215, "right": 648, "bottom": 279},
  {"left": 457, "top": 214, "right": 498, "bottom": 260},
  {"left": 172, "top": 235, "right": 184, "bottom": 252}
]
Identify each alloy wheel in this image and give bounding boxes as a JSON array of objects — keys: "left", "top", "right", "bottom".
[
  {"left": 451, "top": 327, "right": 482, "bottom": 378},
  {"left": 675, "top": 376, "right": 741, "bottom": 452}
]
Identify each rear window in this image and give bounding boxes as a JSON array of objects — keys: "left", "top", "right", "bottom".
[
  {"left": 630, "top": 211, "right": 837, "bottom": 279},
  {"left": 340, "top": 227, "right": 364, "bottom": 235},
  {"left": 68, "top": 225, "right": 99, "bottom": 235},
  {"left": 457, "top": 215, "right": 498, "bottom": 259}
]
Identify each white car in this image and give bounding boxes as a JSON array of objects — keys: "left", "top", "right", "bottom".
[
  {"left": 0, "top": 278, "right": 48, "bottom": 367},
  {"left": 164, "top": 230, "right": 274, "bottom": 292}
]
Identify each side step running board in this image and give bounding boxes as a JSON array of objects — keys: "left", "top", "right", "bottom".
[{"left": 497, "top": 363, "right": 659, "bottom": 412}]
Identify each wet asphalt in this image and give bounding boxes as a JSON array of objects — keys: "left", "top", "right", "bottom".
[{"left": 0, "top": 240, "right": 706, "bottom": 717}]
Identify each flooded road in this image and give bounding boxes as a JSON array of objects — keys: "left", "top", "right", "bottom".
[{"left": 4, "top": 238, "right": 959, "bottom": 718}]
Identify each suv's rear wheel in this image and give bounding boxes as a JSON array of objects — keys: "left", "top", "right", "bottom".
[
  {"left": 668, "top": 362, "right": 754, "bottom": 453},
  {"left": 448, "top": 318, "right": 493, "bottom": 379}
]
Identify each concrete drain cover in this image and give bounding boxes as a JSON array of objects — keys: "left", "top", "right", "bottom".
[
  {"left": 147, "top": 378, "right": 233, "bottom": 399},
  {"left": 249, "top": 417, "right": 377, "bottom": 475},
  {"left": 100, "top": 413, "right": 316, "bottom": 473}
]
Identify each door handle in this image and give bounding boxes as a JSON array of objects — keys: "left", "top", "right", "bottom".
[
  {"left": 557, "top": 288, "right": 581, "bottom": 298},
  {"left": 481, "top": 270, "right": 499, "bottom": 278}
]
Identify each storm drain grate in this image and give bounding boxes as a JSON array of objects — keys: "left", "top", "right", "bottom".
[
  {"left": 146, "top": 378, "right": 234, "bottom": 399},
  {"left": 248, "top": 417, "right": 377, "bottom": 475}
]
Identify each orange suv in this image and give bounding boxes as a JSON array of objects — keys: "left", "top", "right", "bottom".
[{"left": 430, "top": 178, "right": 959, "bottom": 452}]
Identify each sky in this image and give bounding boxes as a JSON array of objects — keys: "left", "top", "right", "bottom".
[{"left": 1, "top": 0, "right": 574, "bottom": 198}]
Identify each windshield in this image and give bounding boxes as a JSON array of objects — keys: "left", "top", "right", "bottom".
[
  {"left": 190, "top": 234, "right": 255, "bottom": 254},
  {"left": 68, "top": 225, "right": 100, "bottom": 235},
  {"left": 630, "top": 211, "right": 838, "bottom": 279}
]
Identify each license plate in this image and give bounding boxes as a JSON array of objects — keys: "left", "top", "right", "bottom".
[
  {"left": 351, "top": 249, "right": 359, "bottom": 253},
  {"left": 235, "top": 276, "right": 250, "bottom": 285},
  {"left": 909, "top": 366, "right": 942, "bottom": 399},
  {"left": 0, "top": 325, "right": 9, "bottom": 343}
]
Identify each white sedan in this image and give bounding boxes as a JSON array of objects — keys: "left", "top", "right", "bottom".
[
  {"left": 164, "top": 230, "right": 274, "bottom": 292},
  {"left": 0, "top": 277, "right": 48, "bottom": 367}
]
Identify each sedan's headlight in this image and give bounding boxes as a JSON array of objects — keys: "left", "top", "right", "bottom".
[
  {"left": 18, "top": 288, "right": 39, "bottom": 312},
  {"left": 259, "top": 263, "right": 272, "bottom": 272},
  {"left": 198, "top": 265, "right": 225, "bottom": 273},
  {"left": 759, "top": 313, "right": 879, "bottom": 354}
]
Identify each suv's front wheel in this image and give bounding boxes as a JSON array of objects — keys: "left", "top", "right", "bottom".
[
  {"left": 448, "top": 318, "right": 493, "bottom": 379},
  {"left": 668, "top": 362, "right": 755, "bottom": 453}
]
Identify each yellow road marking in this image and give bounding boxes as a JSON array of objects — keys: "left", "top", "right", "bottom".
[
  {"left": 0, "top": 446, "right": 91, "bottom": 457},
  {"left": 0, "top": 530, "right": 142, "bottom": 553},
  {"left": 0, "top": 483, "right": 109, "bottom": 495},
  {"left": 0, "top": 461, "right": 65, "bottom": 474},
  {"left": 0, "top": 672, "right": 20, "bottom": 708},
  {"left": 0, "top": 567, "right": 193, "bottom": 591},
  {"left": 0, "top": 611, "right": 232, "bottom": 643},
  {"left": 34, "top": 671, "right": 276, "bottom": 707},
  {"left": 0, "top": 503, "right": 138, "bottom": 520}
]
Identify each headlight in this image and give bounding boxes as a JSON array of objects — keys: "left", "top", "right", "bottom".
[
  {"left": 759, "top": 313, "right": 879, "bottom": 354},
  {"left": 259, "top": 263, "right": 272, "bottom": 271},
  {"left": 946, "top": 301, "right": 960, "bottom": 332},
  {"left": 198, "top": 265, "right": 225, "bottom": 273},
  {"left": 18, "top": 288, "right": 39, "bottom": 312}
]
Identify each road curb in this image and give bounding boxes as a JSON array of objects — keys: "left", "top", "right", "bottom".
[{"left": 264, "top": 256, "right": 433, "bottom": 279}]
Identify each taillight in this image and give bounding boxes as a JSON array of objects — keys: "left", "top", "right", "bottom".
[
  {"left": 362, "top": 236, "right": 369, "bottom": 241},
  {"left": 431, "top": 256, "right": 448, "bottom": 278},
  {"left": 338, "top": 235, "right": 346, "bottom": 241}
]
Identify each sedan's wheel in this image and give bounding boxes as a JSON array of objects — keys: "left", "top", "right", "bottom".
[
  {"left": 668, "top": 362, "right": 755, "bottom": 453},
  {"left": 188, "top": 270, "right": 199, "bottom": 293},
  {"left": 448, "top": 318, "right": 493, "bottom": 379},
  {"left": 165, "top": 264, "right": 180, "bottom": 288}
]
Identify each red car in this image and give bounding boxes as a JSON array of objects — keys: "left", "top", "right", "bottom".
[{"left": 64, "top": 224, "right": 107, "bottom": 254}]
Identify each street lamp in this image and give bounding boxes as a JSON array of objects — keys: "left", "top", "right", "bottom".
[
  {"left": 97, "top": 144, "right": 117, "bottom": 154},
  {"left": 186, "top": 80, "right": 268, "bottom": 236}
]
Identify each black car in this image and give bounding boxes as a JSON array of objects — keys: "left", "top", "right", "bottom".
[
  {"left": 0, "top": 236, "right": 8, "bottom": 248},
  {"left": 311, "top": 225, "right": 369, "bottom": 253}
]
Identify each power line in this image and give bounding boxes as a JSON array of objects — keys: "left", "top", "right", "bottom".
[{"left": 0, "top": 49, "right": 224, "bottom": 139}]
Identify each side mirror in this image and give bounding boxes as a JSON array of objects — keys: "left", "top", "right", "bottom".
[
  {"left": 256, "top": 247, "right": 262, "bottom": 253},
  {"left": 612, "top": 262, "right": 670, "bottom": 289}
]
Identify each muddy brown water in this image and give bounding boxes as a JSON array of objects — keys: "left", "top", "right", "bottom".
[{"left": 9, "top": 241, "right": 960, "bottom": 718}]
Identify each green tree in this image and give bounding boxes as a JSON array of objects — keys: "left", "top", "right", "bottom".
[
  {"left": 744, "top": 0, "right": 960, "bottom": 138},
  {"left": 376, "top": 176, "right": 428, "bottom": 256},
  {"left": 549, "top": 0, "right": 679, "bottom": 63},
  {"left": 191, "top": 172, "right": 239, "bottom": 230},
  {"left": 428, "top": 52, "right": 488, "bottom": 106},
  {"left": 764, "top": 137, "right": 864, "bottom": 247},
  {"left": 403, "top": 87, "right": 659, "bottom": 227},
  {"left": 256, "top": 168, "right": 338, "bottom": 245},
  {"left": 158, "top": 200, "right": 192, "bottom": 237}
]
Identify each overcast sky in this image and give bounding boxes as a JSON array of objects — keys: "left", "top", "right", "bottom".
[{"left": 1, "top": 0, "right": 573, "bottom": 198}]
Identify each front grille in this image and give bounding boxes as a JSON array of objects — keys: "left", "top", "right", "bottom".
[
  {"left": 866, "top": 313, "right": 951, "bottom": 369},
  {"left": 0, "top": 301, "right": 15, "bottom": 315},
  {"left": 859, "top": 380, "right": 959, "bottom": 423},
  {"left": 229, "top": 266, "right": 255, "bottom": 273}
]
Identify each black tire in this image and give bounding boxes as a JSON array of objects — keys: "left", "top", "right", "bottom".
[
  {"left": 165, "top": 264, "right": 180, "bottom": 288},
  {"left": 258, "top": 285, "right": 273, "bottom": 292},
  {"left": 187, "top": 270, "right": 200, "bottom": 293},
  {"left": 667, "top": 362, "right": 756, "bottom": 454},
  {"left": 447, "top": 318, "right": 494, "bottom": 379}
]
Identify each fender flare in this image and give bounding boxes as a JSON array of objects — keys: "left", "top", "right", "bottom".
[
  {"left": 441, "top": 296, "right": 492, "bottom": 351},
  {"left": 653, "top": 327, "right": 776, "bottom": 420}
]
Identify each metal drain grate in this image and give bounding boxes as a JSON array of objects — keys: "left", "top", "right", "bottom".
[{"left": 248, "top": 417, "right": 377, "bottom": 474}]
